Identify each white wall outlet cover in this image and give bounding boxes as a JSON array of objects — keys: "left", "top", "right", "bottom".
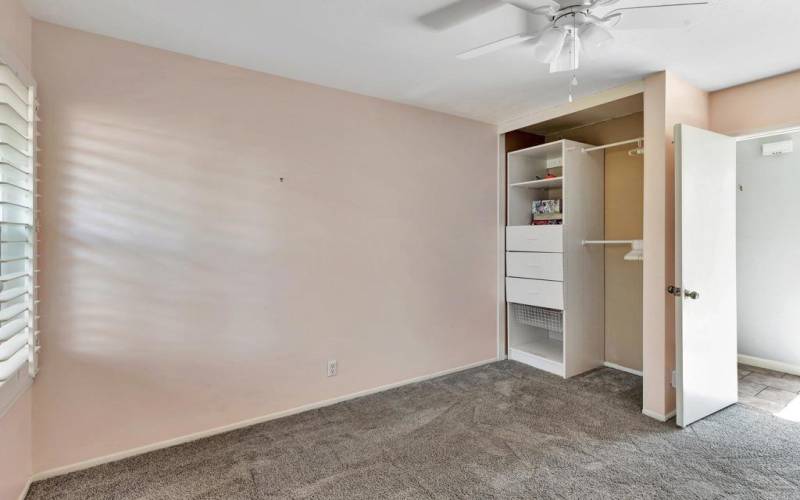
[{"left": 327, "top": 360, "right": 337, "bottom": 377}]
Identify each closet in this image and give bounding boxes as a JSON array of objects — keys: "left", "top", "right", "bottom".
[{"left": 502, "top": 94, "right": 645, "bottom": 378}]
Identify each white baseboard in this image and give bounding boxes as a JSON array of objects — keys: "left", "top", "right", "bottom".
[
  {"left": 17, "top": 478, "right": 31, "bottom": 500},
  {"left": 642, "top": 408, "right": 676, "bottom": 422},
  {"left": 738, "top": 354, "right": 800, "bottom": 376},
  {"left": 603, "top": 361, "right": 643, "bottom": 377},
  {"left": 32, "top": 357, "right": 498, "bottom": 482}
]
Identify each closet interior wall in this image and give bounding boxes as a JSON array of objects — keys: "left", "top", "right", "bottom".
[{"left": 545, "top": 112, "right": 644, "bottom": 372}]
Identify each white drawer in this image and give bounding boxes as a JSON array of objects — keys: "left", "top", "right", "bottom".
[
  {"left": 506, "top": 277, "right": 564, "bottom": 310},
  {"left": 506, "top": 225, "right": 563, "bottom": 253},
  {"left": 506, "top": 252, "right": 563, "bottom": 281}
]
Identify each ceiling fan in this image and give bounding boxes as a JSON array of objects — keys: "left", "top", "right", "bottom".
[{"left": 432, "top": 0, "right": 709, "bottom": 73}]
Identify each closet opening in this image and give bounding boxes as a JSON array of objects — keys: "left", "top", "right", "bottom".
[
  {"left": 733, "top": 129, "right": 800, "bottom": 421},
  {"left": 500, "top": 93, "right": 645, "bottom": 383}
]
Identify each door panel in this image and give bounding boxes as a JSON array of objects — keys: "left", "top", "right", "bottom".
[{"left": 675, "top": 124, "right": 738, "bottom": 428}]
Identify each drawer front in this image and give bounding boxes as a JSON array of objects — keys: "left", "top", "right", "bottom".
[
  {"left": 506, "top": 252, "right": 563, "bottom": 281},
  {"left": 506, "top": 277, "right": 564, "bottom": 310},
  {"left": 506, "top": 225, "right": 563, "bottom": 252}
]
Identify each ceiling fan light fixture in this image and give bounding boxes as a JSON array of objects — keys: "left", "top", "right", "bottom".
[
  {"left": 549, "top": 32, "right": 580, "bottom": 73},
  {"left": 579, "top": 21, "right": 613, "bottom": 48},
  {"left": 532, "top": 27, "right": 567, "bottom": 64}
]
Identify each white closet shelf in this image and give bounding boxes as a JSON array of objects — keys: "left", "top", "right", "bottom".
[
  {"left": 508, "top": 336, "right": 564, "bottom": 376},
  {"left": 508, "top": 140, "right": 563, "bottom": 160},
  {"left": 514, "top": 338, "right": 562, "bottom": 362},
  {"left": 509, "top": 176, "right": 563, "bottom": 189}
]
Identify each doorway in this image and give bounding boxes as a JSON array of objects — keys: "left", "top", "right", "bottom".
[
  {"left": 674, "top": 125, "right": 800, "bottom": 426},
  {"left": 735, "top": 130, "right": 800, "bottom": 421}
]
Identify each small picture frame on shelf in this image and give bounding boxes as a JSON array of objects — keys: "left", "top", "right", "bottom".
[{"left": 532, "top": 199, "right": 561, "bottom": 215}]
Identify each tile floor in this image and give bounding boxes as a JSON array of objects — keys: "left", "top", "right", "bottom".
[{"left": 738, "top": 363, "right": 800, "bottom": 421}]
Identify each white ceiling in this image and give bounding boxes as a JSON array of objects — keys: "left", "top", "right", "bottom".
[{"left": 22, "top": 0, "right": 800, "bottom": 125}]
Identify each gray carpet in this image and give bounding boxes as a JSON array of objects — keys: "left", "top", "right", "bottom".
[{"left": 26, "top": 361, "right": 800, "bottom": 499}]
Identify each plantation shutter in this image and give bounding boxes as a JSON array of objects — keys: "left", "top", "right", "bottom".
[{"left": 0, "top": 61, "right": 38, "bottom": 385}]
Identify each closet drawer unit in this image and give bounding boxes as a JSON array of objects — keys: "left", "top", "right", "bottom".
[
  {"left": 506, "top": 252, "right": 563, "bottom": 281},
  {"left": 506, "top": 225, "right": 563, "bottom": 253},
  {"left": 506, "top": 277, "right": 564, "bottom": 310}
]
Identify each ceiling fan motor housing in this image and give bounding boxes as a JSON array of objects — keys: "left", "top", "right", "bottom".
[
  {"left": 555, "top": 0, "right": 595, "bottom": 8},
  {"left": 553, "top": 11, "right": 591, "bottom": 30}
]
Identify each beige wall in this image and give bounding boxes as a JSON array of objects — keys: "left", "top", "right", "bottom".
[
  {"left": 642, "top": 72, "right": 709, "bottom": 419},
  {"left": 31, "top": 21, "right": 498, "bottom": 473},
  {"left": 547, "top": 112, "right": 644, "bottom": 372},
  {"left": 710, "top": 70, "right": 800, "bottom": 136},
  {"left": 0, "top": 1, "right": 33, "bottom": 498}
]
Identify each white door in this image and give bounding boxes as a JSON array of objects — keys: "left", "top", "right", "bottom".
[{"left": 674, "top": 124, "right": 738, "bottom": 428}]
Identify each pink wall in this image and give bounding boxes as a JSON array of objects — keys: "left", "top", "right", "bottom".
[
  {"left": 0, "top": 391, "right": 31, "bottom": 500},
  {"left": 0, "top": 0, "right": 31, "bottom": 70},
  {"left": 710, "top": 70, "right": 800, "bottom": 136},
  {"left": 642, "top": 73, "right": 667, "bottom": 419},
  {"left": 0, "top": 1, "right": 33, "bottom": 498},
  {"left": 642, "top": 72, "right": 709, "bottom": 420},
  {"left": 31, "top": 21, "right": 498, "bottom": 473}
]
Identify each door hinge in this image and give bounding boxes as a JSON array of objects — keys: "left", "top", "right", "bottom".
[
  {"left": 671, "top": 369, "right": 677, "bottom": 388},
  {"left": 667, "top": 285, "right": 681, "bottom": 296}
]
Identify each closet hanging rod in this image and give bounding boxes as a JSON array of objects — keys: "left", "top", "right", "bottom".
[
  {"left": 582, "top": 240, "right": 638, "bottom": 246},
  {"left": 581, "top": 137, "right": 644, "bottom": 153},
  {"left": 582, "top": 239, "right": 644, "bottom": 262}
]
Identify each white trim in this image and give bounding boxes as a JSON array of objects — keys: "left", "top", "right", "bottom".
[
  {"left": 642, "top": 408, "right": 676, "bottom": 422},
  {"left": 497, "top": 80, "right": 645, "bottom": 134},
  {"left": 735, "top": 125, "right": 800, "bottom": 142},
  {"left": 738, "top": 354, "right": 800, "bottom": 377},
  {"left": 31, "top": 357, "right": 499, "bottom": 482},
  {"left": 496, "top": 134, "right": 507, "bottom": 359},
  {"left": 17, "top": 478, "right": 31, "bottom": 500},
  {"left": 603, "top": 361, "right": 643, "bottom": 377},
  {"left": 0, "top": 364, "right": 32, "bottom": 419}
]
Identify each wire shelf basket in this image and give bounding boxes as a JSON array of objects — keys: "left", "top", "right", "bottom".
[{"left": 511, "top": 303, "right": 563, "bottom": 333}]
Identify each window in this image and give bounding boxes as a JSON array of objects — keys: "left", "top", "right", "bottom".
[{"left": 0, "top": 59, "right": 38, "bottom": 405}]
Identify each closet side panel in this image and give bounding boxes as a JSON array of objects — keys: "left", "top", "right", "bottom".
[{"left": 563, "top": 145, "right": 605, "bottom": 377}]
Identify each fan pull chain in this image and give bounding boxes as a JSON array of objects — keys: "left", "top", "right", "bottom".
[{"left": 568, "top": 14, "right": 578, "bottom": 103}]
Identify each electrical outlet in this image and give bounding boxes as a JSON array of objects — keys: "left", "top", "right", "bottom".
[{"left": 327, "top": 359, "right": 337, "bottom": 377}]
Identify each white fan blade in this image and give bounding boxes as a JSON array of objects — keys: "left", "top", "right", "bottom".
[
  {"left": 457, "top": 32, "right": 538, "bottom": 59},
  {"left": 607, "top": 2, "right": 710, "bottom": 30},
  {"left": 532, "top": 27, "right": 567, "bottom": 63},
  {"left": 592, "top": 0, "right": 621, "bottom": 6},
  {"left": 504, "top": 0, "right": 558, "bottom": 16},
  {"left": 418, "top": 0, "right": 507, "bottom": 30}
]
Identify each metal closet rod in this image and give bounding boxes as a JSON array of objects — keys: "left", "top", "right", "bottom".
[
  {"left": 581, "top": 137, "right": 644, "bottom": 153},
  {"left": 582, "top": 240, "right": 638, "bottom": 245}
]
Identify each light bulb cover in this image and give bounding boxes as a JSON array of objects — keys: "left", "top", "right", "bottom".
[
  {"left": 549, "top": 33, "right": 580, "bottom": 73},
  {"left": 580, "top": 22, "right": 614, "bottom": 48},
  {"left": 533, "top": 28, "right": 567, "bottom": 64}
]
